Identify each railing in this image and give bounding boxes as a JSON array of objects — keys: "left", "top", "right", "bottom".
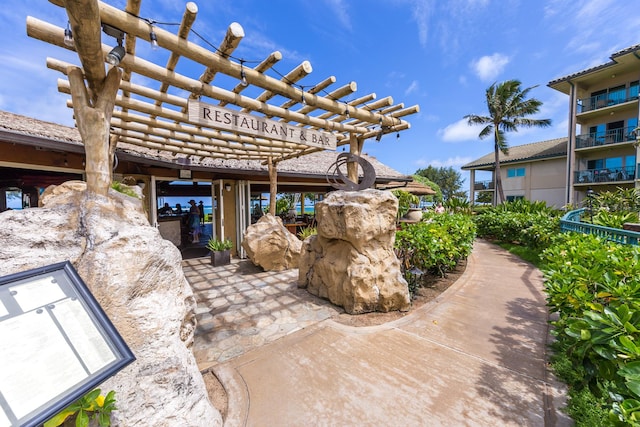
[
  {"left": 578, "top": 93, "right": 638, "bottom": 113},
  {"left": 473, "top": 180, "right": 494, "bottom": 190},
  {"left": 575, "top": 125, "right": 637, "bottom": 148},
  {"left": 560, "top": 208, "right": 640, "bottom": 246},
  {"left": 574, "top": 166, "right": 636, "bottom": 184}
]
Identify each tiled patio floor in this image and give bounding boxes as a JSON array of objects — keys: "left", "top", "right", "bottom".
[{"left": 182, "top": 257, "right": 341, "bottom": 369}]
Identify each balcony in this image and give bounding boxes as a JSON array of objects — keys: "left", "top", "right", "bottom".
[
  {"left": 473, "top": 180, "right": 494, "bottom": 191},
  {"left": 574, "top": 166, "right": 636, "bottom": 184},
  {"left": 575, "top": 126, "right": 637, "bottom": 149},
  {"left": 578, "top": 93, "right": 638, "bottom": 113}
]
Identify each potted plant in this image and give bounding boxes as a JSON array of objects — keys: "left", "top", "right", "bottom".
[{"left": 207, "top": 237, "right": 233, "bottom": 266}]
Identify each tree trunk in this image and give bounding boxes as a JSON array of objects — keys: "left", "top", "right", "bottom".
[
  {"left": 268, "top": 157, "right": 277, "bottom": 215},
  {"left": 68, "top": 66, "right": 122, "bottom": 196},
  {"left": 493, "top": 141, "right": 505, "bottom": 206}
]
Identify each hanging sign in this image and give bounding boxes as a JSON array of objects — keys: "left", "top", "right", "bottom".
[
  {"left": 188, "top": 99, "right": 337, "bottom": 150},
  {"left": 0, "top": 262, "right": 135, "bottom": 427}
]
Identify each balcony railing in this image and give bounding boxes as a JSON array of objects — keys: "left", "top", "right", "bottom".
[
  {"left": 473, "top": 180, "right": 494, "bottom": 190},
  {"left": 575, "top": 125, "right": 637, "bottom": 148},
  {"left": 578, "top": 93, "right": 638, "bottom": 113},
  {"left": 574, "top": 166, "right": 636, "bottom": 184},
  {"left": 560, "top": 208, "right": 640, "bottom": 246}
]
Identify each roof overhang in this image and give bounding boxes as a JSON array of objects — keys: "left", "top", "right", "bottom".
[{"left": 548, "top": 45, "right": 640, "bottom": 94}]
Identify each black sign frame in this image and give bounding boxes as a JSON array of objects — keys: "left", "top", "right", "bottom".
[{"left": 0, "top": 261, "right": 135, "bottom": 427}]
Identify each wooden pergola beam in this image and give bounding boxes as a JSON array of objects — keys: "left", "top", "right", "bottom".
[
  {"left": 241, "top": 60, "right": 313, "bottom": 113},
  {"left": 62, "top": 0, "right": 106, "bottom": 100},
  {"left": 156, "top": 2, "right": 198, "bottom": 106},
  {"left": 219, "top": 51, "right": 283, "bottom": 106},
  {"left": 46, "top": 0, "right": 409, "bottom": 128},
  {"left": 278, "top": 76, "right": 336, "bottom": 110},
  {"left": 30, "top": 0, "right": 420, "bottom": 168}
]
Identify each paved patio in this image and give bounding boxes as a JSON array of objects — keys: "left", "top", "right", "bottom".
[
  {"left": 183, "top": 257, "right": 341, "bottom": 368},
  {"left": 183, "top": 240, "right": 571, "bottom": 426}
]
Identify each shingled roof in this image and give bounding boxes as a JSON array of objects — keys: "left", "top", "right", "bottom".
[
  {"left": 461, "top": 137, "right": 567, "bottom": 170},
  {"left": 548, "top": 44, "right": 640, "bottom": 87},
  {"left": 0, "top": 110, "right": 407, "bottom": 181}
]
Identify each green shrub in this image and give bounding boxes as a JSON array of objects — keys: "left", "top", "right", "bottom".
[
  {"left": 395, "top": 213, "right": 475, "bottom": 291},
  {"left": 474, "top": 200, "right": 560, "bottom": 248},
  {"left": 542, "top": 233, "right": 640, "bottom": 425}
]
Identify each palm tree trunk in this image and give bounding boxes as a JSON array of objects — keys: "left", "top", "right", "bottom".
[{"left": 493, "top": 141, "right": 505, "bottom": 205}]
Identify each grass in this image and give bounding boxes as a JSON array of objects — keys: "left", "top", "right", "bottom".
[{"left": 494, "top": 242, "right": 544, "bottom": 268}]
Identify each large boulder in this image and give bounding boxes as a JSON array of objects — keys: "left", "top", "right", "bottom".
[
  {"left": 242, "top": 214, "right": 302, "bottom": 271},
  {"left": 0, "top": 181, "right": 221, "bottom": 426},
  {"left": 298, "top": 189, "right": 410, "bottom": 314}
]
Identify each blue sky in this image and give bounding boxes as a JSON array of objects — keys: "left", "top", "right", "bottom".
[{"left": 2, "top": 0, "right": 640, "bottom": 189}]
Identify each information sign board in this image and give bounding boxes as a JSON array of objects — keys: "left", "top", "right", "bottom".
[
  {"left": 0, "top": 262, "right": 135, "bottom": 427},
  {"left": 188, "top": 99, "right": 337, "bottom": 150}
]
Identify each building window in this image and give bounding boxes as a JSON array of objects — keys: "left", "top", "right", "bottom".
[
  {"left": 507, "top": 167, "right": 525, "bottom": 178},
  {"left": 506, "top": 195, "right": 524, "bottom": 202},
  {"left": 630, "top": 81, "right": 639, "bottom": 100}
]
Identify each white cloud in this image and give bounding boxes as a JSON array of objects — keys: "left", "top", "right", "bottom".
[
  {"left": 411, "top": 0, "right": 433, "bottom": 47},
  {"left": 438, "top": 118, "right": 484, "bottom": 142},
  {"left": 404, "top": 80, "right": 419, "bottom": 95},
  {"left": 325, "top": 0, "right": 352, "bottom": 30},
  {"left": 422, "top": 156, "right": 474, "bottom": 168},
  {"left": 470, "top": 53, "right": 510, "bottom": 82}
]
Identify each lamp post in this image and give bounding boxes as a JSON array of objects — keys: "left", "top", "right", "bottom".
[{"left": 586, "top": 187, "right": 595, "bottom": 223}]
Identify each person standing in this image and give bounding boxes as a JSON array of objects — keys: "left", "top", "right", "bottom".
[
  {"left": 198, "top": 201, "right": 205, "bottom": 225},
  {"left": 188, "top": 200, "right": 201, "bottom": 243}
]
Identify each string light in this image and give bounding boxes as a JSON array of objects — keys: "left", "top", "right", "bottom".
[
  {"left": 240, "top": 61, "right": 248, "bottom": 87},
  {"left": 64, "top": 22, "right": 74, "bottom": 47},
  {"left": 123, "top": 11, "right": 406, "bottom": 130},
  {"left": 149, "top": 28, "right": 159, "bottom": 50}
]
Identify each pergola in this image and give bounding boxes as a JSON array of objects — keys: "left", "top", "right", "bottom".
[{"left": 26, "top": 0, "right": 418, "bottom": 212}]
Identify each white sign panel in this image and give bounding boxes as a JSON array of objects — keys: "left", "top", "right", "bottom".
[
  {"left": 0, "top": 262, "right": 135, "bottom": 427},
  {"left": 188, "top": 99, "right": 337, "bottom": 150}
]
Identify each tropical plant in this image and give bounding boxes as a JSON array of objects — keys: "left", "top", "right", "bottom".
[
  {"left": 44, "top": 389, "right": 116, "bottom": 427},
  {"left": 444, "top": 196, "right": 471, "bottom": 214},
  {"left": 206, "top": 237, "right": 233, "bottom": 251},
  {"left": 297, "top": 226, "right": 317, "bottom": 240},
  {"left": 110, "top": 181, "right": 139, "bottom": 198},
  {"left": 474, "top": 199, "right": 560, "bottom": 250},
  {"left": 395, "top": 212, "right": 476, "bottom": 282},
  {"left": 542, "top": 233, "right": 640, "bottom": 425},
  {"left": 391, "top": 189, "right": 419, "bottom": 218},
  {"left": 275, "top": 194, "right": 294, "bottom": 215},
  {"left": 465, "top": 79, "right": 551, "bottom": 205}
]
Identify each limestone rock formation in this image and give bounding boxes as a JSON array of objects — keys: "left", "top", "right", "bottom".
[
  {"left": 298, "top": 189, "right": 410, "bottom": 314},
  {"left": 242, "top": 214, "right": 302, "bottom": 271},
  {"left": 0, "top": 181, "right": 221, "bottom": 427}
]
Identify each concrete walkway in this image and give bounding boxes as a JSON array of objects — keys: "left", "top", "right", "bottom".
[{"left": 187, "top": 240, "right": 571, "bottom": 426}]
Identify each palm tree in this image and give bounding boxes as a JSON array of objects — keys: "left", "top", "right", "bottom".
[{"left": 465, "top": 80, "right": 551, "bottom": 205}]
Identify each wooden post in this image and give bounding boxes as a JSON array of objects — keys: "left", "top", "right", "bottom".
[
  {"left": 347, "top": 132, "right": 364, "bottom": 183},
  {"left": 268, "top": 157, "right": 277, "bottom": 215},
  {"left": 68, "top": 66, "right": 122, "bottom": 196}
]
